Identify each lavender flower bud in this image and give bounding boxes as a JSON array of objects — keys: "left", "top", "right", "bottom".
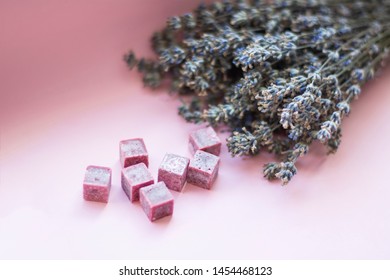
[
  {"left": 275, "top": 161, "right": 297, "bottom": 185},
  {"left": 325, "top": 75, "right": 338, "bottom": 86},
  {"left": 336, "top": 102, "right": 350, "bottom": 115},
  {"left": 330, "top": 112, "right": 341, "bottom": 125},
  {"left": 167, "top": 16, "right": 182, "bottom": 30},
  {"left": 321, "top": 121, "right": 337, "bottom": 133},
  {"left": 288, "top": 126, "right": 303, "bottom": 141},
  {"left": 263, "top": 162, "right": 280, "bottom": 180},
  {"left": 351, "top": 69, "right": 365, "bottom": 82},
  {"left": 317, "top": 128, "right": 332, "bottom": 142},
  {"left": 309, "top": 72, "right": 322, "bottom": 83},
  {"left": 227, "top": 129, "right": 258, "bottom": 156},
  {"left": 292, "top": 143, "right": 309, "bottom": 157},
  {"left": 231, "top": 11, "right": 249, "bottom": 27},
  {"left": 332, "top": 87, "right": 342, "bottom": 100},
  {"left": 327, "top": 51, "right": 339, "bottom": 61},
  {"left": 369, "top": 44, "right": 380, "bottom": 55},
  {"left": 276, "top": 169, "right": 294, "bottom": 185},
  {"left": 181, "top": 13, "right": 196, "bottom": 30},
  {"left": 346, "top": 85, "right": 361, "bottom": 97},
  {"left": 123, "top": 51, "right": 137, "bottom": 69},
  {"left": 289, "top": 68, "right": 300, "bottom": 77},
  {"left": 280, "top": 109, "right": 292, "bottom": 129}
]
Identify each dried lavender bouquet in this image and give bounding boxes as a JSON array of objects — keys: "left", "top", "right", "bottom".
[{"left": 124, "top": 0, "right": 390, "bottom": 185}]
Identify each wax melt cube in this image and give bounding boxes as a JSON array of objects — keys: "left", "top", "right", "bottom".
[
  {"left": 121, "top": 163, "right": 154, "bottom": 202},
  {"left": 119, "top": 138, "right": 148, "bottom": 168},
  {"left": 140, "top": 182, "right": 174, "bottom": 222},
  {"left": 158, "top": 153, "right": 189, "bottom": 192},
  {"left": 83, "top": 165, "right": 112, "bottom": 203},
  {"left": 187, "top": 150, "right": 220, "bottom": 190},
  {"left": 189, "top": 126, "right": 221, "bottom": 156}
]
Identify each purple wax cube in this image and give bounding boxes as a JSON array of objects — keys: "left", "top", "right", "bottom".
[
  {"left": 121, "top": 163, "right": 154, "bottom": 202},
  {"left": 187, "top": 150, "right": 220, "bottom": 190},
  {"left": 158, "top": 153, "right": 189, "bottom": 192},
  {"left": 189, "top": 126, "right": 222, "bottom": 156},
  {"left": 83, "top": 165, "right": 112, "bottom": 203},
  {"left": 140, "top": 182, "right": 174, "bottom": 222},
  {"left": 119, "top": 138, "right": 148, "bottom": 168}
]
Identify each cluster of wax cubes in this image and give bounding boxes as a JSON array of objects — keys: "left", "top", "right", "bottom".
[{"left": 83, "top": 127, "right": 222, "bottom": 222}]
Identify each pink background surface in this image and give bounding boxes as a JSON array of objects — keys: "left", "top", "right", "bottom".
[{"left": 1, "top": 0, "right": 390, "bottom": 259}]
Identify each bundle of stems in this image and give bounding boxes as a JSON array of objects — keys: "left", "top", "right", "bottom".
[{"left": 124, "top": 0, "right": 390, "bottom": 184}]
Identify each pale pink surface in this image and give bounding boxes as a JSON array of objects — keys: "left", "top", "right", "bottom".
[{"left": 0, "top": 0, "right": 390, "bottom": 259}]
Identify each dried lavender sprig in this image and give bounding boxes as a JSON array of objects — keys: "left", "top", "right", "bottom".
[{"left": 125, "top": 0, "right": 390, "bottom": 185}]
